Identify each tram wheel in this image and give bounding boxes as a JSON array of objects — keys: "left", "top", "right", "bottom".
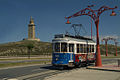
[
  {"left": 75, "top": 64, "right": 81, "bottom": 68},
  {"left": 59, "top": 66, "right": 64, "bottom": 70},
  {"left": 78, "top": 64, "right": 82, "bottom": 68}
]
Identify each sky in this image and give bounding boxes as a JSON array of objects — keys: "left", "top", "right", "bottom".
[{"left": 0, "top": 0, "right": 120, "bottom": 45}]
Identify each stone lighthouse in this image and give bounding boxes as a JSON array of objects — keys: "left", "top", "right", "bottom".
[
  {"left": 28, "top": 16, "right": 35, "bottom": 39},
  {"left": 24, "top": 16, "right": 40, "bottom": 41}
]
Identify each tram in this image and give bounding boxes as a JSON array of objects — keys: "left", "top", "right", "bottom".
[{"left": 52, "top": 34, "right": 96, "bottom": 67}]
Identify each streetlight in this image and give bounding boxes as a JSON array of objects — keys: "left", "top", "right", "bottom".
[
  {"left": 102, "top": 37, "right": 118, "bottom": 56},
  {"left": 115, "top": 41, "right": 118, "bottom": 56},
  {"left": 102, "top": 39, "right": 108, "bottom": 56},
  {"left": 91, "top": 17, "right": 92, "bottom": 39},
  {"left": 66, "top": 19, "right": 71, "bottom": 24},
  {"left": 110, "top": 11, "right": 117, "bottom": 16},
  {"left": 102, "top": 37, "right": 113, "bottom": 56},
  {"left": 65, "top": 5, "right": 117, "bottom": 67},
  {"left": 88, "top": 5, "right": 95, "bottom": 40}
]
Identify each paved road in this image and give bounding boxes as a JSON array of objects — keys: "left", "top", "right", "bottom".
[
  {"left": 0, "top": 58, "right": 118, "bottom": 64},
  {"left": 102, "top": 58, "right": 119, "bottom": 64},
  {"left": 0, "top": 59, "right": 51, "bottom": 64},
  {"left": 0, "top": 58, "right": 119, "bottom": 80},
  {"left": 45, "top": 67, "right": 120, "bottom": 80},
  {"left": 0, "top": 64, "right": 72, "bottom": 80}
]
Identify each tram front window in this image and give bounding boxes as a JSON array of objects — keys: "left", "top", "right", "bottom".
[
  {"left": 61, "top": 43, "right": 67, "bottom": 52},
  {"left": 55, "top": 43, "right": 60, "bottom": 52}
]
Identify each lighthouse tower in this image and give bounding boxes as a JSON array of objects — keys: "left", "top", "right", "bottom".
[
  {"left": 28, "top": 16, "right": 35, "bottom": 39},
  {"left": 23, "top": 16, "right": 40, "bottom": 41}
]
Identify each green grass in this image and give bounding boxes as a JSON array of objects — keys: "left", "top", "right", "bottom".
[
  {"left": 0, "top": 60, "right": 51, "bottom": 68},
  {"left": 0, "top": 57, "right": 51, "bottom": 61},
  {"left": 0, "top": 40, "right": 52, "bottom": 56}
]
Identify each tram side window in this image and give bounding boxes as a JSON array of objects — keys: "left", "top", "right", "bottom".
[
  {"left": 61, "top": 43, "right": 67, "bottom": 52},
  {"left": 77, "top": 44, "right": 79, "bottom": 53},
  {"left": 84, "top": 44, "right": 87, "bottom": 53},
  {"left": 80, "top": 44, "right": 84, "bottom": 53},
  {"left": 69, "top": 44, "right": 74, "bottom": 52},
  {"left": 92, "top": 45, "right": 94, "bottom": 52},
  {"left": 55, "top": 43, "right": 60, "bottom": 52},
  {"left": 88, "top": 45, "right": 90, "bottom": 53}
]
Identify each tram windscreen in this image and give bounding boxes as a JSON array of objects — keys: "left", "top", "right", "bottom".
[
  {"left": 61, "top": 43, "right": 67, "bottom": 52},
  {"left": 55, "top": 43, "right": 60, "bottom": 52}
]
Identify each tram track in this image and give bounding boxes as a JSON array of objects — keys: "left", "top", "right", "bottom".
[
  {"left": 19, "top": 66, "right": 86, "bottom": 80},
  {"left": 23, "top": 68, "right": 85, "bottom": 80},
  {"left": 0, "top": 64, "right": 78, "bottom": 80},
  {"left": 17, "top": 70, "right": 57, "bottom": 80},
  {"left": 14, "top": 65, "right": 85, "bottom": 80}
]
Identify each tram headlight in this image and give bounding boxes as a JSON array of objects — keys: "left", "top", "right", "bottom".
[
  {"left": 55, "top": 55, "right": 59, "bottom": 57},
  {"left": 56, "top": 58, "right": 58, "bottom": 61}
]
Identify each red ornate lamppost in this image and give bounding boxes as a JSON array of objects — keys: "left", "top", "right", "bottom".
[
  {"left": 102, "top": 37, "right": 117, "bottom": 56},
  {"left": 102, "top": 38, "right": 108, "bottom": 56},
  {"left": 115, "top": 41, "right": 118, "bottom": 56},
  {"left": 65, "top": 5, "right": 117, "bottom": 67}
]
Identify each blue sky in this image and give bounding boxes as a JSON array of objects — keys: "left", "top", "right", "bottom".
[{"left": 0, "top": 0, "right": 120, "bottom": 44}]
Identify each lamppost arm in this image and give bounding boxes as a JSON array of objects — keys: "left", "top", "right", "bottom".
[
  {"left": 97, "top": 6, "right": 117, "bottom": 17},
  {"left": 65, "top": 6, "right": 117, "bottom": 22},
  {"left": 65, "top": 7, "right": 97, "bottom": 21}
]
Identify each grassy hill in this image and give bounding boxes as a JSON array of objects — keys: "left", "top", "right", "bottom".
[
  {"left": 0, "top": 40, "right": 52, "bottom": 56},
  {"left": 0, "top": 40, "right": 120, "bottom": 56}
]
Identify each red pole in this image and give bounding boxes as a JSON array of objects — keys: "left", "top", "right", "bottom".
[
  {"left": 105, "top": 40, "right": 108, "bottom": 56},
  {"left": 91, "top": 17, "right": 92, "bottom": 39},
  {"left": 115, "top": 42, "right": 117, "bottom": 56},
  {"left": 95, "top": 19, "right": 102, "bottom": 67},
  {"left": 116, "top": 46, "right": 117, "bottom": 56}
]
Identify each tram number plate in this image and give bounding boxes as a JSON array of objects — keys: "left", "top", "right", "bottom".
[{"left": 55, "top": 55, "right": 59, "bottom": 57}]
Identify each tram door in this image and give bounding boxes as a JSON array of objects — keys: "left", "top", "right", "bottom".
[{"left": 69, "top": 44, "right": 74, "bottom": 62}]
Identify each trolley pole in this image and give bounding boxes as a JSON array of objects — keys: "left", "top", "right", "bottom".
[{"left": 91, "top": 17, "right": 92, "bottom": 39}]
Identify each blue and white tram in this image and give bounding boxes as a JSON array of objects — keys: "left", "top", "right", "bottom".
[{"left": 52, "top": 34, "right": 96, "bottom": 67}]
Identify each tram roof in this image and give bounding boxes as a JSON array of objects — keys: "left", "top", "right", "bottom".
[
  {"left": 55, "top": 34, "right": 92, "bottom": 40},
  {"left": 53, "top": 34, "right": 95, "bottom": 43}
]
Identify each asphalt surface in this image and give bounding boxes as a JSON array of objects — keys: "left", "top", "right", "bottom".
[
  {"left": 0, "top": 58, "right": 119, "bottom": 64},
  {"left": 102, "top": 58, "right": 119, "bottom": 64},
  {"left": 45, "top": 66, "right": 120, "bottom": 80},
  {"left": 0, "top": 64, "right": 73, "bottom": 80},
  {"left": 0, "top": 58, "right": 119, "bottom": 80},
  {"left": 0, "top": 59, "right": 51, "bottom": 64}
]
